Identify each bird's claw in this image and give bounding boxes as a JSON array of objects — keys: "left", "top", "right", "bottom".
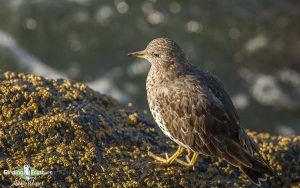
[
  {"left": 148, "top": 151, "right": 172, "bottom": 165},
  {"left": 148, "top": 147, "right": 185, "bottom": 165},
  {"left": 175, "top": 158, "right": 194, "bottom": 168},
  {"left": 185, "top": 155, "right": 191, "bottom": 163},
  {"left": 165, "top": 153, "right": 169, "bottom": 159}
]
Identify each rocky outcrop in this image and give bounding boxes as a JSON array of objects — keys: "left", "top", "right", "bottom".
[{"left": 0, "top": 71, "right": 299, "bottom": 187}]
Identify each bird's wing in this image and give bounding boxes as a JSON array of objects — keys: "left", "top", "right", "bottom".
[
  {"left": 155, "top": 70, "right": 258, "bottom": 159},
  {"left": 200, "top": 71, "right": 259, "bottom": 155},
  {"left": 193, "top": 71, "right": 276, "bottom": 182}
]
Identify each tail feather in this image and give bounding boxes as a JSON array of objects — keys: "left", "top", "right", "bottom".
[
  {"left": 222, "top": 140, "right": 276, "bottom": 185},
  {"left": 226, "top": 140, "right": 253, "bottom": 168},
  {"left": 240, "top": 166, "right": 266, "bottom": 186}
]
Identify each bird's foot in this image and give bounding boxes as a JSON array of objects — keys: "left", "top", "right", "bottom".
[
  {"left": 148, "top": 151, "right": 172, "bottom": 165},
  {"left": 148, "top": 146, "right": 184, "bottom": 165},
  {"left": 175, "top": 158, "right": 194, "bottom": 167},
  {"left": 175, "top": 152, "right": 199, "bottom": 168}
]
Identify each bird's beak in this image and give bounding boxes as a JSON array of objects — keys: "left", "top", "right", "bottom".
[{"left": 128, "top": 50, "right": 146, "bottom": 59}]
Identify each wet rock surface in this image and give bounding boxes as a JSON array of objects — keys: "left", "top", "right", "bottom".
[{"left": 0, "top": 71, "right": 299, "bottom": 187}]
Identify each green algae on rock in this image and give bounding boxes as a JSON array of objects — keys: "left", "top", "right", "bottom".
[{"left": 0, "top": 71, "right": 299, "bottom": 187}]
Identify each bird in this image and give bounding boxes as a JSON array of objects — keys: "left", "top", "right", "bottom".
[{"left": 128, "top": 37, "right": 276, "bottom": 185}]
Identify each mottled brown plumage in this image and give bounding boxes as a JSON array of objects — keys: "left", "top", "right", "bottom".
[{"left": 128, "top": 37, "right": 276, "bottom": 185}]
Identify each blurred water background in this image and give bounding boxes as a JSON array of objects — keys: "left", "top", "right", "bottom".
[{"left": 0, "top": 0, "right": 299, "bottom": 135}]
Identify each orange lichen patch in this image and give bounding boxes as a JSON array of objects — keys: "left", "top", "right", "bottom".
[{"left": 0, "top": 71, "right": 299, "bottom": 187}]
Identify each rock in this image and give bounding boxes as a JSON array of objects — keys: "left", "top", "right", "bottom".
[{"left": 0, "top": 71, "right": 299, "bottom": 187}]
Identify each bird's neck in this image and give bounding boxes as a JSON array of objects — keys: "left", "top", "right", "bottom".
[{"left": 148, "top": 62, "right": 187, "bottom": 84}]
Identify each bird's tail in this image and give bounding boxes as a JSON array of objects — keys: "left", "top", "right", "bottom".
[
  {"left": 239, "top": 157, "right": 276, "bottom": 186},
  {"left": 222, "top": 140, "right": 277, "bottom": 186}
]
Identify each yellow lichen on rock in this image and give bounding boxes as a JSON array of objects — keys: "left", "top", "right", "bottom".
[
  {"left": 128, "top": 112, "right": 138, "bottom": 124},
  {"left": 0, "top": 71, "right": 299, "bottom": 187}
]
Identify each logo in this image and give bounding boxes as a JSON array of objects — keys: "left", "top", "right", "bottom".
[{"left": 3, "top": 164, "right": 52, "bottom": 186}]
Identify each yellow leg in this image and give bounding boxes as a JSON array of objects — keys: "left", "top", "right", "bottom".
[
  {"left": 148, "top": 146, "right": 185, "bottom": 165},
  {"left": 175, "top": 152, "right": 199, "bottom": 167}
]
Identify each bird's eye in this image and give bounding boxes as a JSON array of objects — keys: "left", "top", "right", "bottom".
[{"left": 153, "top": 53, "right": 159, "bottom": 57}]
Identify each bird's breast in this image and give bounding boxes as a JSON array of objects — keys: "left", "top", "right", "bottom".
[{"left": 146, "top": 67, "right": 194, "bottom": 150}]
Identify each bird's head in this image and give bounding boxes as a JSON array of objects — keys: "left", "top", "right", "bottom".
[{"left": 128, "top": 37, "right": 187, "bottom": 67}]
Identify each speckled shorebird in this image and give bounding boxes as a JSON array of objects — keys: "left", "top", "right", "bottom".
[{"left": 128, "top": 37, "right": 276, "bottom": 185}]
